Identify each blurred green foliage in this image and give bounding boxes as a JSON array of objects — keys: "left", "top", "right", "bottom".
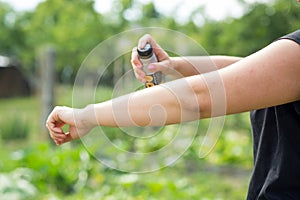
[
  {"left": 0, "top": 0, "right": 299, "bottom": 81},
  {"left": 0, "top": 116, "right": 30, "bottom": 140},
  {"left": 199, "top": 0, "right": 300, "bottom": 56},
  {"left": 0, "top": 139, "right": 250, "bottom": 200}
]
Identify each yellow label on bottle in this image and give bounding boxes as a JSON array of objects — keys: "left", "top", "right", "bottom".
[
  {"left": 145, "top": 82, "right": 155, "bottom": 88},
  {"left": 145, "top": 75, "right": 153, "bottom": 82}
]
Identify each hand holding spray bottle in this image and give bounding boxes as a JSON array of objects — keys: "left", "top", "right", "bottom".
[{"left": 137, "top": 43, "right": 162, "bottom": 88}]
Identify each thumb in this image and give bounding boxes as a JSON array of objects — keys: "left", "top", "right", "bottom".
[
  {"left": 57, "top": 125, "right": 90, "bottom": 145},
  {"left": 147, "top": 60, "right": 171, "bottom": 75}
]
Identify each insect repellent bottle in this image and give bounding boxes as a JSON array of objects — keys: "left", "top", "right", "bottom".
[{"left": 137, "top": 43, "right": 162, "bottom": 88}]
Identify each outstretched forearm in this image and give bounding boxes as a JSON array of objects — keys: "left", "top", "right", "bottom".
[
  {"left": 80, "top": 77, "right": 208, "bottom": 127},
  {"left": 170, "top": 55, "right": 242, "bottom": 77}
]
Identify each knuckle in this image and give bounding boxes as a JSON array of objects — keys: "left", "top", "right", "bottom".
[
  {"left": 53, "top": 106, "right": 62, "bottom": 112},
  {"left": 144, "top": 34, "right": 152, "bottom": 39},
  {"left": 130, "top": 57, "right": 136, "bottom": 65}
]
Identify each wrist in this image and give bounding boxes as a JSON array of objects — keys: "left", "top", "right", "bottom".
[
  {"left": 169, "top": 57, "right": 180, "bottom": 72},
  {"left": 79, "top": 104, "right": 98, "bottom": 129}
]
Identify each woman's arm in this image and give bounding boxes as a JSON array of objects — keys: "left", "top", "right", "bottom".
[
  {"left": 95, "top": 39, "right": 300, "bottom": 124},
  {"left": 131, "top": 34, "right": 242, "bottom": 81},
  {"left": 219, "top": 39, "right": 300, "bottom": 114},
  {"left": 47, "top": 39, "right": 300, "bottom": 145}
]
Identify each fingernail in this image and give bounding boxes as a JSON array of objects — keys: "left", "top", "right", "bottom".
[{"left": 148, "top": 64, "right": 155, "bottom": 70}]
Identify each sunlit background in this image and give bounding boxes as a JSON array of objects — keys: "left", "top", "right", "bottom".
[{"left": 0, "top": 0, "right": 299, "bottom": 199}]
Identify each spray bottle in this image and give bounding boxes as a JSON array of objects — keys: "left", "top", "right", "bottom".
[{"left": 137, "top": 43, "right": 162, "bottom": 88}]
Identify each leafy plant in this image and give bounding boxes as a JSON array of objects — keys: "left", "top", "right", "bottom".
[
  {"left": 0, "top": 168, "right": 37, "bottom": 200},
  {"left": 0, "top": 116, "right": 30, "bottom": 141}
]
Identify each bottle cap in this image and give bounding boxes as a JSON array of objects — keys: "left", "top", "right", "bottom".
[{"left": 137, "top": 43, "right": 153, "bottom": 59}]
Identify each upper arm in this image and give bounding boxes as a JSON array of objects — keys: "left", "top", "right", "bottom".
[
  {"left": 188, "top": 39, "right": 300, "bottom": 118},
  {"left": 220, "top": 39, "right": 300, "bottom": 114}
]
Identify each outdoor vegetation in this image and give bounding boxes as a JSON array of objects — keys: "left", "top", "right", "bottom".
[{"left": 0, "top": 0, "right": 299, "bottom": 199}]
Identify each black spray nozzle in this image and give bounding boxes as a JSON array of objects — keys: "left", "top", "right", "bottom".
[{"left": 137, "top": 43, "right": 153, "bottom": 59}]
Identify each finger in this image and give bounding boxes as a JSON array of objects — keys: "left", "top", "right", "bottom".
[
  {"left": 147, "top": 60, "right": 170, "bottom": 74},
  {"left": 138, "top": 34, "right": 164, "bottom": 56},
  {"left": 54, "top": 138, "right": 67, "bottom": 146},
  {"left": 53, "top": 127, "right": 63, "bottom": 133},
  {"left": 56, "top": 131, "right": 77, "bottom": 145},
  {"left": 46, "top": 106, "right": 74, "bottom": 135},
  {"left": 134, "top": 68, "right": 146, "bottom": 83},
  {"left": 54, "top": 139, "right": 60, "bottom": 146},
  {"left": 51, "top": 131, "right": 67, "bottom": 139},
  {"left": 52, "top": 132, "right": 69, "bottom": 145},
  {"left": 46, "top": 107, "right": 64, "bottom": 130},
  {"left": 49, "top": 134, "right": 64, "bottom": 145},
  {"left": 138, "top": 34, "right": 169, "bottom": 62},
  {"left": 131, "top": 47, "right": 142, "bottom": 69},
  {"left": 138, "top": 34, "right": 156, "bottom": 49},
  {"left": 131, "top": 47, "right": 146, "bottom": 82},
  {"left": 61, "top": 134, "right": 73, "bottom": 144},
  {"left": 147, "top": 63, "right": 159, "bottom": 73},
  {"left": 52, "top": 132, "right": 70, "bottom": 145},
  {"left": 47, "top": 125, "right": 63, "bottom": 136}
]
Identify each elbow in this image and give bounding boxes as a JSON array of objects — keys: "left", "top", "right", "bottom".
[
  {"left": 184, "top": 74, "right": 226, "bottom": 119},
  {"left": 179, "top": 79, "right": 212, "bottom": 120},
  {"left": 191, "top": 83, "right": 212, "bottom": 119}
]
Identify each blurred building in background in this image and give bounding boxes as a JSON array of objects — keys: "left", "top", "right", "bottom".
[{"left": 0, "top": 55, "right": 31, "bottom": 98}]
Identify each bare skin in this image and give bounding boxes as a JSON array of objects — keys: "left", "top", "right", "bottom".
[{"left": 46, "top": 34, "right": 300, "bottom": 145}]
